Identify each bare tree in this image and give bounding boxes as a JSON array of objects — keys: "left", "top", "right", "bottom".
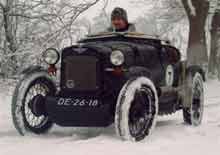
[
  {"left": 133, "top": 0, "right": 214, "bottom": 68},
  {"left": 131, "top": 0, "right": 188, "bottom": 56},
  {"left": 181, "top": 0, "right": 210, "bottom": 67},
  {"left": 207, "top": 0, "right": 220, "bottom": 79},
  {"left": 208, "top": 10, "right": 220, "bottom": 76},
  {"left": 0, "top": 0, "right": 101, "bottom": 77}
]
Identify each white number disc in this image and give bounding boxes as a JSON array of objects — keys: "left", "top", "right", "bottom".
[{"left": 165, "top": 65, "right": 174, "bottom": 86}]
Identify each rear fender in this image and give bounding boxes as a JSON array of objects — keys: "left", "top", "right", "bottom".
[
  {"left": 186, "top": 65, "right": 206, "bottom": 81},
  {"left": 181, "top": 65, "right": 205, "bottom": 108}
]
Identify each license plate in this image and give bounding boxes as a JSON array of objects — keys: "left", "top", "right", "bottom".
[{"left": 57, "top": 98, "right": 99, "bottom": 107}]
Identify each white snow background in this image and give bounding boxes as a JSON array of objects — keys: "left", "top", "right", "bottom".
[
  {"left": 0, "top": 79, "right": 220, "bottom": 155},
  {"left": 0, "top": 0, "right": 220, "bottom": 154}
]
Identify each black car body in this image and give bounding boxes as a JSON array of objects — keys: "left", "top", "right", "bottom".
[
  {"left": 48, "top": 33, "right": 181, "bottom": 125},
  {"left": 12, "top": 32, "right": 205, "bottom": 141}
]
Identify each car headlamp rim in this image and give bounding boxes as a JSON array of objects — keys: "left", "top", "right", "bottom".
[
  {"left": 110, "top": 50, "right": 125, "bottom": 66},
  {"left": 43, "top": 48, "right": 60, "bottom": 65}
]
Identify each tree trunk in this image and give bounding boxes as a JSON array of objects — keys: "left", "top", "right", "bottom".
[
  {"left": 1, "top": 0, "right": 18, "bottom": 76},
  {"left": 208, "top": 11, "right": 220, "bottom": 77},
  {"left": 182, "top": 0, "right": 209, "bottom": 67}
]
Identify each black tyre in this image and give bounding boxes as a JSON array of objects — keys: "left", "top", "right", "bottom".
[
  {"left": 12, "top": 71, "right": 56, "bottom": 135},
  {"left": 115, "top": 77, "right": 158, "bottom": 141},
  {"left": 183, "top": 72, "right": 204, "bottom": 126}
]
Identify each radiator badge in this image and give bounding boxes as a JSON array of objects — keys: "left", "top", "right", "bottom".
[
  {"left": 74, "top": 47, "right": 87, "bottom": 54},
  {"left": 66, "top": 80, "right": 75, "bottom": 88}
]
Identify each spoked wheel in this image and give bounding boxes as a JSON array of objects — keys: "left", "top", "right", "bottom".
[
  {"left": 115, "top": 77, "right": 158, "bottom": 141},
  {"left": 183, "top": 72, "right": 204, "bottom": 126},
  {"left": 23, "top": 79, "right": 53, "bottom": 132},
  {"left": 12, "top": 72, "right": 56, "bottom": 135},
  {"left": 129, "top": 86, "right": 156, "bottom": 139}
]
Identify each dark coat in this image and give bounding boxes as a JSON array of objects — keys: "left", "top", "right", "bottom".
[{"left": 107, "top": 23, "right": 136, "bottom": 32}]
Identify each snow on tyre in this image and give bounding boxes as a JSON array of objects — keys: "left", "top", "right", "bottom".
[
  {"left": 115, "top": 77, "right": 158, "bottom": 141},
  {"left": 11, "top": 71, "right": 56, "bottom": 135},
  {"left": 183, "top": 72, "right": 204, "bottom": 126}
]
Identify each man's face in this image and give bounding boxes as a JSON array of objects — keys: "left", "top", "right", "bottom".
[{"left": 112, "top": 17, "right": 127, "bottom": 30}]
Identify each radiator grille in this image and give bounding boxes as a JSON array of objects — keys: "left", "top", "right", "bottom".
[{"left": 63, "top": 56, "right": 98, "bottom": 91}]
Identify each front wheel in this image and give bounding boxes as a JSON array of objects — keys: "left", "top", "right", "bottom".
[
  {"left": 115, "top": 77, "right": 158, "bottom": 141},
  {"left": 183, "top": 72, "right": 204, "bottom": 126},
  {"left": 12, "top": 71, "right": 56, "bottom": 135}
]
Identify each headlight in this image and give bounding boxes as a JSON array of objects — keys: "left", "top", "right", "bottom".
[
  {"left": 110, "top": 50, "right": 124, "bottom": 66},
  {"left": 43, "top": 48, "right": 60, "bottom": 65}
]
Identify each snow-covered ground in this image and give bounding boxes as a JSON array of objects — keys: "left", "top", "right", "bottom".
[{"left": 0, "top": 79, "right": 220, "bottom": 155}]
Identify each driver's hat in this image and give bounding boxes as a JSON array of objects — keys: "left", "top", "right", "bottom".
[{"left": 111, "top": 7, "right": 128, "bottom": 23}]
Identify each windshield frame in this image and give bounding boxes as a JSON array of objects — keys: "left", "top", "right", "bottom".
[{"left": 78, "top": 32, "right": 169, "bottom": 43}]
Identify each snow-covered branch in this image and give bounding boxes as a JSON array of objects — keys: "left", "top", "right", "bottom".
[
  {"left": 0, "top": 0, "right": 101, "bottom": 76},
  {"left": 187, "top": 0, "right": 196, "bottom": 16}
]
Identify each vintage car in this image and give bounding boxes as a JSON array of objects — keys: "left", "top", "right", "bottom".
[{"left": 11, "top": 32, "right": 205, "bottom": 141}]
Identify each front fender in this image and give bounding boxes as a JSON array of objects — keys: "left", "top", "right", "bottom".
[
  {"left": 20, "top": 66, "right": 46, "bottom": 77},
  {"left": 125, "top": 66, "right": 153, "bottom": 82},
  {"left": 18, "top": 65, "right": 56, "bottom": 87}
]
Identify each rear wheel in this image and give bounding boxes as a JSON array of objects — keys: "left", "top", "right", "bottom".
[
  {"left": 12, "top": 72, "right": 56, "bottom": 135},
  {"left": 115, "top": 77, "right": 158, "bottom": 141},
  {"left": 183, "top": 72, "right": 204, "bottom": 126}
]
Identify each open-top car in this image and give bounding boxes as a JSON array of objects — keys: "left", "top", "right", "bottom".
[{"left": 12, "top": 32, "right": 205, "bottom": 141}]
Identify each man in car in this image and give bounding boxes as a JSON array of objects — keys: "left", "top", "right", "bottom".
[{"left": 107, "top": 7, "right": 136, "bottom": 32}]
